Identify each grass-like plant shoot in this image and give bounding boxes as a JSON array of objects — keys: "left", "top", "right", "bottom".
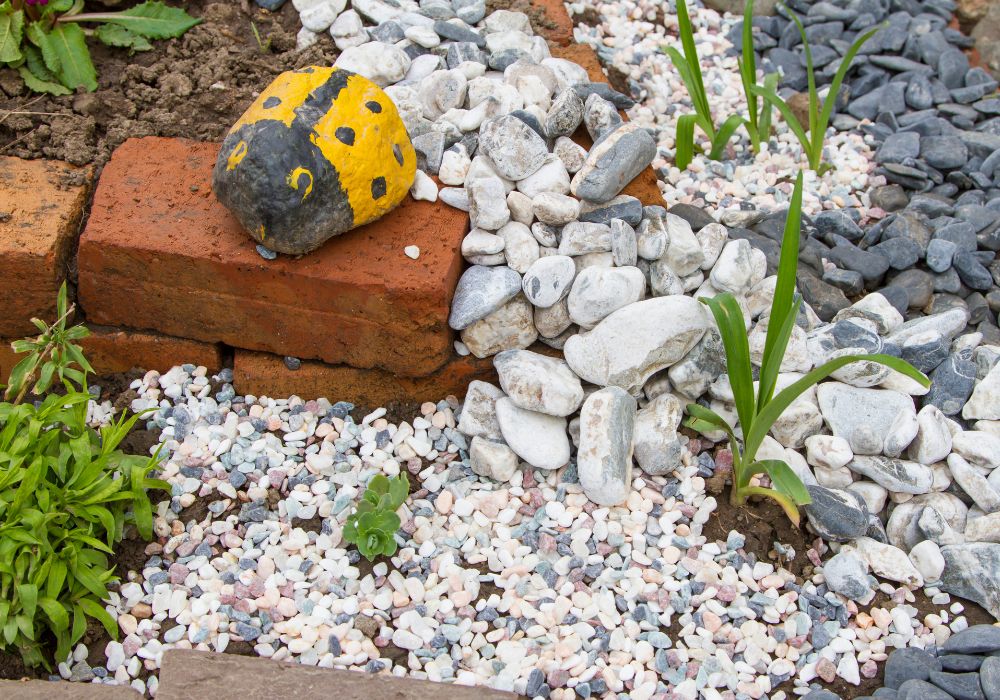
[{"left": 684, "top": 171, "right": 930, "bottom": 524}]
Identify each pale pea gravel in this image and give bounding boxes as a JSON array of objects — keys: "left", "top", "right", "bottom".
[
  {"left": 565, "top": 0, "right": 878, "bottom": 217},
  {"left": 61, "top": 365, "right": 972, "bottom": 699}
]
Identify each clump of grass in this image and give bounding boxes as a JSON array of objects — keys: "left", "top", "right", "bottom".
[
  {"left": 749, "top": 5, "right": 884, "bottom": 173},
  {"left": 684, "top": 172, "right": 929, "bottom": 524},
  {"left": 664, "top": 0, "right": 747, "bottom": 169}
]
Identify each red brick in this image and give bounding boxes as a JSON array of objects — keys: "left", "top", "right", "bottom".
[
  {"left": 78, "top": 138, "right": 467, "bottom": 378},
  {"left": 79, "top": 326, "right": 223, "bottom": 375},
  {"left": 233, "top": 348, "right": 496, "bottom": 409},
  {"left": 0, "top": 326, "right": 222, "bottom": 383},
  {"left": 0, "top": 157, "right": 91, "bottom": 337},
  {"left": 527, "top": 0, "right": 577, "bottom": 46},
  {"left": 157, "top": 649, "right": 518, "bottom": 700}
]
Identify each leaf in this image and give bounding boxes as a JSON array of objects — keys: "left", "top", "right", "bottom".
[
  {"left": 741, "top": 485, "right": 803, "bottom": 526},
  {"left": 744, "top": 353, "right": 928, "bottom": 466},
  {"left": 94, "top": 23, "right": 152, "bottom": 51},
  {"left": 84, "top": 2, "right": 201, "bottom": 40},
  {"left": 675, "top": 0, "right": 711, "bottom": 123},
  {"left": 701, "top": 293, "right": 755, "bottom": 436},
  {"left": 674, "top": 113, "right": 699, "bottom": 170},
  {"left": 0, "top": 9, "right": 23, "bottom": 64},
  {"left": 757, "top": 170, "right": 804, "bottom": 408},
  {"left": 757, "top": 72, "right": 778, "bottom": 143},
  {"left": 388, "top": 474, "right": 408, "bottom": 508},
  {"left": 368, "top": 474, "right": 389, "bottom": 496},
  {"left": 750, "top": 84, "right": 811, "bottom": 164},
  {"left": 373, "top": 510, "right": 400, "bottom": 533},
  {"left": 16, "top": 583, "right": 37, "bottom": 624},
  {"left": 25, "top": 22, "right": 59, "bottom": 73},
  {"left": 758, "top": 460, "right": 811, "bottom": 505},
  {"left": 5, "top": 354, "right": 38, "bottom": 401},
  {"left": 77, "top": 598, "right": 117, "bottom": 638},
  {"left": 708, "top": 113, "right": 746, "bottom": 161},
  {"left": 18, "top": 64, "right": 72, "bottom": 96},
  {"left": 49, "top": 23, "right": 97, "bottom": 91},
  {"left": 684, "top": 403, "right": 739, "bottom": 450},
  {"left": 815, "top": 22, "right": 884, "bottom": 167}
]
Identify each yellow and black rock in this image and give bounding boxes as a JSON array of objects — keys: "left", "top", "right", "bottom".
[{"left": 213, "top": 66, "right": 416, "bottom": 255}]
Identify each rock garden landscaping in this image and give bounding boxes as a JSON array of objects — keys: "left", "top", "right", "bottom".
[{"left": 0, "top": 0, "right": 999, "bottom": 699}]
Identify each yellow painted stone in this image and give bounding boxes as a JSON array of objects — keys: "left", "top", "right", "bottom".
[{"left": 213, "top": 66, "right": 417, "bottom": 255}]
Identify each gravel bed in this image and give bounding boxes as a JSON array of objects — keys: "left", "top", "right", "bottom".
[{"left": 40, "top": 0, "right": 1000, "bottom": 698}]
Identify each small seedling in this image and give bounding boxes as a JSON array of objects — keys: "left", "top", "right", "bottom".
[
  {"left": 250, "top": 21, "right": 271, "bottom": 53},
  {"left": 4, "top": 282, "right": 92, "bottom": 405},
  {"left": 663, "top": 0, "right": 747, "bottom": 169},
  {"left": 0, "top": 0, "right": 201, "bottom": 95},
  {"left": 750, "top": 5, "right": 884, "bottom": 173},
  {"left": 736, "top": 0, "right": 779, "bottom": 154},
  {"left": 684, "top": 171, "right": 929, "bottom": 524},
  {"left": 343, "top": 473, "right": 409, "bottom": 561}
]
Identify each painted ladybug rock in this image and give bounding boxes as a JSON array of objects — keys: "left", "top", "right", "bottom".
[{"left": 213, "top": 66, "right": 416, "bottom": 255}]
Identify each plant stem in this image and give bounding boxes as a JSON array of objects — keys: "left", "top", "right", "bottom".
[
  {"left": 9, "top": 304, "right": 75, "bottom": 406},
  {"left": 56, "top": 12, "right": 121, "bottom": 23}
]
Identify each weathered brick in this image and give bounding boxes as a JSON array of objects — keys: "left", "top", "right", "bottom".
[
  {"left": 157, "top": 650, "right": 518, "bottom": 700},
  {"left": 0, "top": 326, "right": 222, "bottom": 383},
  {"left": 0, "top": 157, "right": 91, "bottom": 337},
  {"left": 233, "top": 348, "right": 496, "bottom": 409},
  {"left": 78, "top": 138, "right": 467, "bottom": 378}
]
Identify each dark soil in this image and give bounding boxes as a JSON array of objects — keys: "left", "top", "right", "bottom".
[
  {"left": 0, "top": 0, "right": 339, "bottom": 168},
  {"left": 703, "top": 483, "right": 815, "bottom": 579}
]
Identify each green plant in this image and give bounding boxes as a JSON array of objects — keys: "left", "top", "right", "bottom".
[
  {"left": 343, "top": 473, "right": 409, "bottom": 561},
  {"left": 736, "top": 0, "right": 779, "bottom": 154},
  {"left": 664, "top": 0, "right": 747, "bottom": 169},
  {"left": 749, "top": 5, "right": 883, "bottom": 173},
  {"left": 5, "top": 282, "right": 92, "bottom": 405},
  {"left": 684, "top": 171, "right": 930, "bottom": 524},
  {"left": 249, "top": 21, "right": 271, "bottom": 53},
  {"left": 0, "top": 0, "right": 201, "bottom": 95},
  {"left": 0, "top": 289, "right": 167, "bottom": 668}
]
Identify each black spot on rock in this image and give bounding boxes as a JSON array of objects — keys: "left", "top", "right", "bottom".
[
  {"left": 366, "top": 101, "right": 382, "bottom": 113},
  {"left": 371, "top": 176, "right": 387, "bottom": 200},
  {"left": 264, "top": 96, "right": 282, "bottom": 108},
  {"left": 392, "top": 144, "right": 404, "bottom": 166},
  {"left": 335, "top": 127, "right": 356, "bottom": 145}
]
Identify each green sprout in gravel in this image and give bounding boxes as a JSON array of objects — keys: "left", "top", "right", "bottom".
[
  {"left": 749, "top": 5, "right": 884, "bottom": 173},
  {"left": 343, "top": 473, "right": 409, "bottom": 561},
  {"left": 664, "top": 0, "right": 746, "bottom": 169},
  {"left": 0, "top": 0, "right": 200, "bottom": 95},
  {"left": 0, "top": 284, "right": 167, "bottom": 668},
  {"left": 736, "top": 0, "right": 779, "bottom": 154},
  {"left": 684, "top": 171, "right": 930, "bottom": 525}
]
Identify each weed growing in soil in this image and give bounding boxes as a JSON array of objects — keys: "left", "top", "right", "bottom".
[
  {"left": 343, "top": 474, "right": 409, "bottom": 561},
  {"left": 0, "top": 288, "right": 167, "bottom": 668},
  {"left": 0, "top": 0, "right": 200, "bottom": 95},
  {"left": 684, "top": 171, "right": 929, "bottom": 524},
  {"left": 664, "top": 0, "right": 746, "bottom": 169},
  {"left": 749, "top": 5, "right": 884, "bottom": 173}
]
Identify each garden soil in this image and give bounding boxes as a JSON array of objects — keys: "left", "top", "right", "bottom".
[{"left": 0, "top": 0, "right": 339, "bottom": 168}]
